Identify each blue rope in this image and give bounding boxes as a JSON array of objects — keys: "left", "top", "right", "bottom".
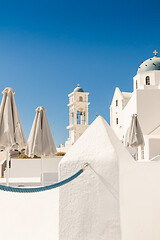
[{"left": 0, "top": 169, "right": 83, "bottom": 193}]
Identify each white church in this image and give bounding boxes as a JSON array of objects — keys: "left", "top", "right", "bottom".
[
  {"left": 59, "top": 51, "right": 160, "bottom": 161},
  {"left": 110, "top": 50, "right": 160, "bottom": 161}
]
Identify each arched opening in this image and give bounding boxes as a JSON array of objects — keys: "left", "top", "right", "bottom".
[
  {"left": 77, "top": 110, "right": 81, "bottom": 124},
  {"left": 79, "top": 96, "right": 83, "bottom": 102},
  {"left": 146, "top": 76, "right": 150, "bottom": 85}
]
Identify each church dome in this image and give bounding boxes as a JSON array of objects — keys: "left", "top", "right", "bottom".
[
  {"left": 137, "top": 51, "right": 160, "bottom": 73},
  {"left": 74, "top": 84, "right": 84, "bottom": 92}
]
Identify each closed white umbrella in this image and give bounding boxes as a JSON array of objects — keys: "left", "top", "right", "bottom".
[
  {"left": 125, "top": 114, "right": 144, "bottom": 148},
  {"left": 0, "top": 87, "right": 26, "bottom": 185},
  {"left": 26, "top": 106, "right": 57, "bottom": 185}
]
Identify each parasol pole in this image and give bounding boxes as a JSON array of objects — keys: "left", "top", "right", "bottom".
[
  {"left": 6, "top": 147, "right": 10, "bottom": 186},
  {"left": 41, "top": 155, "right": 44, "bottom": 186}
]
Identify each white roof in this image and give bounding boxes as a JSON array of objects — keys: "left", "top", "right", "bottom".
[
  {"left": 59, "top": 116, "right": 134, "bottom": 239},
  {"left": 61, "top": 115, "right": 133, "bottom": 174},
  {"left": 122, "top": 92, "right": 133, "bottom": 99},
  {"left": 148, "top": 124, "right": 160, "bottom": 136},
  {"left": 111, "top": 88, "right": 132, "bottom": 106}
]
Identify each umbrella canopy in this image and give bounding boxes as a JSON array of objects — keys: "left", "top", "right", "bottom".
[
  {"left": 0, "top": 87, "right": 26, "bottom": 150},
  {"left": 26, "top": 106, "right": 57, "bottom": 157},
  {"left": 125, "top": 114, "right": 144, "bottom": 148}
]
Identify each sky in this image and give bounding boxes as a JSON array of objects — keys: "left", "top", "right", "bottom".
[{"left": 0, "top": 0, "right": 160, "bottom": 146}]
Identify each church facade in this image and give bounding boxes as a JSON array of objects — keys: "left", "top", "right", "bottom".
[{"left": 110, "top": 51, "right": 160, "bottom": 160}]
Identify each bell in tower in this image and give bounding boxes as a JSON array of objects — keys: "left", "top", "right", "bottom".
[{"left": 66, "top": 84, "right": 90, "bottom": 145}]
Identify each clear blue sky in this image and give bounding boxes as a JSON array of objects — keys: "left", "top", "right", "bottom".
[{"left": 0, "top": 0, "right": 160, "bottom": 146}]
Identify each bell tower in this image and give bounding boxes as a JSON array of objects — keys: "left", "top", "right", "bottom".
[{"left": 66, "top": 84, "right": 90, "bottom": 145}]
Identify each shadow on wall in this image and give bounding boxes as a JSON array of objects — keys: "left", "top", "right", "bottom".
[{"left": 89, "top": 165, "right": 119, "bottom": 200}]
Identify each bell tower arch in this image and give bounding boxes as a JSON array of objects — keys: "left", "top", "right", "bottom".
[{"left": 67, "top": 84, "right": 90, "bottom": 144}]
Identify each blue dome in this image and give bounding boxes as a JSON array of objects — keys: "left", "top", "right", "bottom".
[
  {"left": 138, "top": 56, "right": 160, "bottom": 73},
  {"left": 73, "top": 85, "right": 84, "bottom": 92}
]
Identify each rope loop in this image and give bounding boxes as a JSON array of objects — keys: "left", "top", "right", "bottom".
[{"left": 0, "top": 163, "right": 89, "bottom": 193}]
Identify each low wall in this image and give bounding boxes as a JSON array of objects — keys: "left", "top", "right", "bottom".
[
  {"left": 0, "top": 188, "right": 59, "bottom": 240},
  {"left": 9, "top": 159, "right": 41, "bottom": 178},
  {"left": 8, "top": 156, "right": 62, "bottom": 177}
]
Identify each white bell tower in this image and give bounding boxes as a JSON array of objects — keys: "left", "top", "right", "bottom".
[{"left": 66, "top": 84, "right": 90, "bottom": 145}]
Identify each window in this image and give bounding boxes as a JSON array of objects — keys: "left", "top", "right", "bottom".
[
  {"left": 79, "top": 96, "right": 83, "bottom": 102},
  {"left": 116, "top": 118, "right": 118, "bottom": 125},
  {"left": 136, "top": 80, "right": 138, "bottom": 89},
  {"left": 116, "top": 100, "right": 118, "bottom": 106},
  {"left": 146, "top": 76, "right": 150, "bottom": 85}
]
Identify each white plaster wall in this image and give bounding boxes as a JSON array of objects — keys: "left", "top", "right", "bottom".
[
  {"left": 136, "top": 89, "right": 160, "bottom": 134},
  {"left": 70, "top": 129, "right": 74, "bottom": 144},
  {"left": 59, "top": 116, "right": 134, "bottom": 240},
  {"left": 71, "top": 125, "right": 89, "bottom": 143},
  {"left": 147, "top": 137, "right": 160, "bottom": 159},
  {"left": 42, "top": 157, "right": 62, "bottom": 172},
  {"left": 9, "top": 159, "right": 41, "bottom": 178},
  {"left": 72, "top": 92, "right": 89, "bottom": 103},
  {"left": 60, "top": 116, "right": 160, "bottom": 240},
  {"left": 0, "top": 189, "right": 59, "bottom": 240},
  {"left": 133, "top": 71, "right": 160, "bottom": 91},
  {"left": 110, "top": 89, "right": 124, "bottom": 140},
  {"left": 155, "top": 71, "right": 160, "bottom": 86},
  {"left": 123, "top": 89, "right": 160, "bottom": 160},
  {"left": 120, "top": 160, "right": 160, "bottom": 240},
  {"left": 124, "top": 89, "right": 160, "bottom": 135},
  {"left": 8, "top": 157, "right": 61, "bottom": 178},
  {"left": 67, "top": 91, "right": 90, "bottom": 145},
  {"left": 123, "top": 91, "right": 137, "bottom": 137}
]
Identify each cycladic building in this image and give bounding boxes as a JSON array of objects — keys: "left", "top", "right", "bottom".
[
  {"left": 110, "top": 50, "right": 160, "bottom": 160},
  {"left": 58, "top": 84, "right": 90, "bottom": 152}
]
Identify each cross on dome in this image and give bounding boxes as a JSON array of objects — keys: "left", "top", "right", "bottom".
[
  {"left": 73, "top": 84, "right": 84, "bottom": 92},
  {"left": 153, "top": 50, "right": 158, "bottom": 56}
]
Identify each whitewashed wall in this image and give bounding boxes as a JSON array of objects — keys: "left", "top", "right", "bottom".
[
  {"left": 9, "top": 159, "right": 41, "bottom": 178},
  {"left": 8, "top": 156, "right": 62, "bottom": 178},
  {"left": 0, "top": 189, "right": 59, "bottom": 240},
  {"left": 110, "top": 88, "right": 124, "bottom": 140},
  {"left": 123, "top": 89, "right": 160, "bottom": 136},
  {"left": 133, "top": 71, "right": 160, "bottom": 91},
  {"left": 123, "top": 91, "right": 137, "bottom": 137},
  {"left": 120, "top": 159, "right": 160, "bottom": 240},
  {"left": 146, "top": 137, "right": 160, "bottom": 159},
  {"left": 137, "top": 89, "right": 160, "bottom": 135},
  {"left": 59, "top": 116, "right": 133, "bottom": 240},
  {"left": 123, "top": 89, "right": 160, "bottom": 160}
]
